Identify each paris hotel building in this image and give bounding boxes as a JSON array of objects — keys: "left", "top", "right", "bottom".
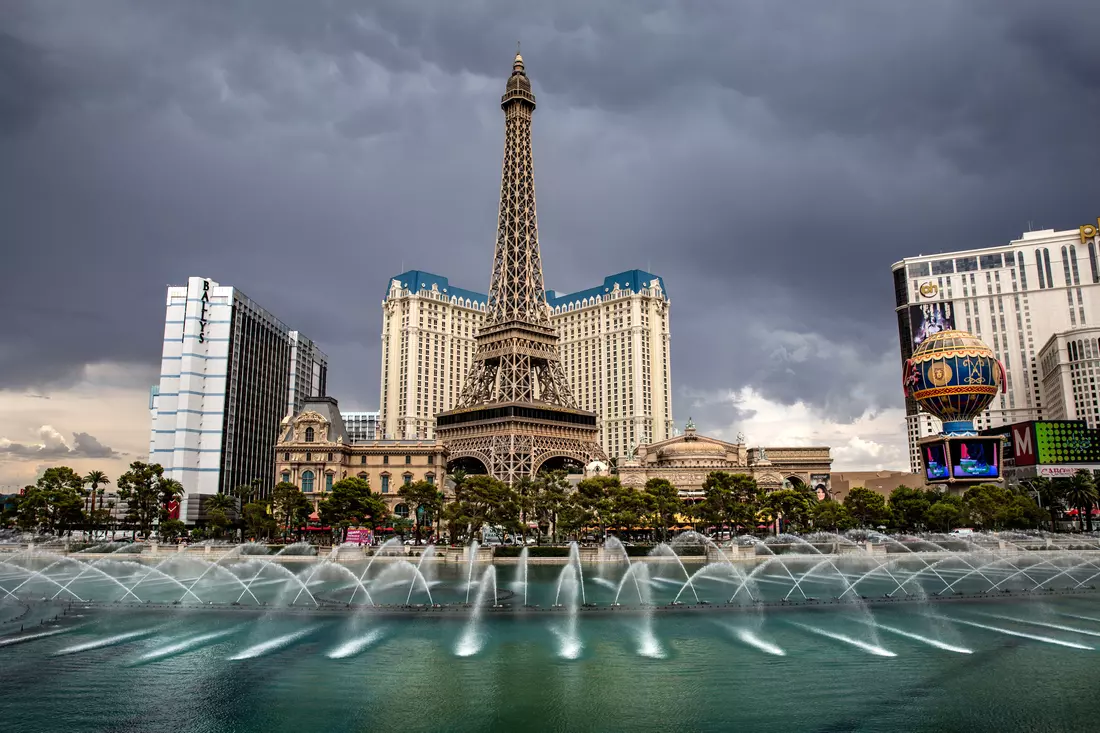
[
  {"left": 378, "top": 269, "right": 674, "bottom": 460},
  {"left": 892, "top": 217, "right": 1100, "bottom": 472}
]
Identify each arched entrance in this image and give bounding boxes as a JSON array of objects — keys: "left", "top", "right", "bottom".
[
  {"left": 446, "top": 455, "right": 489, "bottom": 476},
  {"left": 534, "top": 455, "right": 586, "bottom": 476}
]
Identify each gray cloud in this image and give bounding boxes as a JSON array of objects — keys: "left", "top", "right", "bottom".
[
  {"left": 1, "top": 0, "right": 1098, "bottom": 441},
  {"left": 0, "top": 426, "right": 120, "bottom": 459}
]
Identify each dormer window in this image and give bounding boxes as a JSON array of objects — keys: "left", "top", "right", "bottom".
[{"left": 305, "top": 427, "right": 315, "bottom": 442}]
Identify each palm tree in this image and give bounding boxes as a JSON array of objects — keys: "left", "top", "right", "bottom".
[
  {"left": 1024, "top": 477, "right": 1063, "bottom": 532},
  {"left": 204, "top": 493, "right": 235, "bottom": 539},
  {"left": 1063, "top": 470, "right": 1098, "bottom": 532},
  {"left": 83, "top": 470, "right": 110, "bottom": 527}
]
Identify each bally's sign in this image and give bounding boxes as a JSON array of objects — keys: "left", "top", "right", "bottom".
[
  {"left": 198, "top": 279, "right": 212, "bottom": 343},
  {"left": 1081, "top": 217, "right": 1100, "bottom": 243}
]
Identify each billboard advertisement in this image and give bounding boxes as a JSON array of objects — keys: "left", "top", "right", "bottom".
[
  {"left": 810, "top": 473, "right": 831, "bottom": 500},
  {"left": 345, "top": 528, "right": 373, "bottom": 545},
  {"left": 909, "top": 301, "right": 955, "bottom": 349},
  {"left": 1034, "top": 421, "right": 1100, "bottom": 465},
  {"left": 923, "top": 443, "right": 949, "bottom": 480},
  {"left": 949, "top": 438, "right": 1000, "bottom": 479},
  {"left": 991, "top": 420, "right": 1100, "bottom": 467}
]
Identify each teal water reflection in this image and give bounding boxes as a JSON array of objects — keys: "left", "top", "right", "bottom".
[{"left": 1, "top": 594, "right": 1098, "bottom": 732}]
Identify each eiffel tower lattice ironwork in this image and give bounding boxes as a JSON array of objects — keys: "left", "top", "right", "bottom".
[{"left": 436, "top": 51, "right": 606, "bottom": 485}]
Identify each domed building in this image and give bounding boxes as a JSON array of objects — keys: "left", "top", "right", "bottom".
[{"left": 618, "top": 419, "right": 834, "bottom": 501}]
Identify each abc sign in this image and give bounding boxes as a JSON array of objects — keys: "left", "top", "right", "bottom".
[
  {"left": 1081, "top": 217, "right": 1100, "bottom": 243},
  {"left": 919, "top": 281, "right": 938, "bottom": 298}
]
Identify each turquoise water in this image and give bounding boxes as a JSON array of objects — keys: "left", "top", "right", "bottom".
[
  {"left": 2, "top": 594, "right": 1099, "bottom": 732},
  {"left": 3, "top": 557, "right": 1100, "bottom": 732}
]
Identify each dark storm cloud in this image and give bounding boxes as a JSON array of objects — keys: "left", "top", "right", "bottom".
[{"left": 1, "top": 0, "right": 1099, "bottom": 429}]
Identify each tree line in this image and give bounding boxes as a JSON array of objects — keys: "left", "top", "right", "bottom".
[{"left": 5, "top": 462, "right": 1093, "bottom": 545}]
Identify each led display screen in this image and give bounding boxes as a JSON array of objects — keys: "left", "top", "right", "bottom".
[
  {"left": 1035, "top": 421, "right": 1100, "bottom": 464},
  {"left": 923, "top": 443, "right": 949, "bottom": 480},
  {"left": 949, "top": 438, "right": 1000, "bottom": 479},
  {"left": 909, "top": 301, "right": 955, "bottom": 349}
]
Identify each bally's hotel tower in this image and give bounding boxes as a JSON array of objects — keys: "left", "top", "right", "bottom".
[{"left": 149, "top": 277, "right": 327, "bottom": 522}]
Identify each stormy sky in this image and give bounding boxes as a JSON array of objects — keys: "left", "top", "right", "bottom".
[{"left": 2, "top": 0, "right": 1099, "bottom": 487}]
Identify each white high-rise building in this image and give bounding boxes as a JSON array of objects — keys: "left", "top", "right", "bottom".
[
  {"left": 892, "top": 218, "right": 1100, "bottom": 472},
  {"left": 288, "top": 331, "right": 327, "bottom": 419},
  {"left": 341, "top": 411, "right": 380, "bottom": 442},
  {"left": 1038, "top": 326, "right": 1100, "bottom": 428},
  {"left": 379, "top": 269, "right": 673, "bottom": 458},
  {"left": 149, "top": 277, "right": 327, "bottom": 522}
]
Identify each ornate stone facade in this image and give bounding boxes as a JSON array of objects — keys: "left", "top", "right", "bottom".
[
  {"left": 274, "top": 397, "right": 449, "bottom": 517},
  {"left": 618, "top": 422, "right": 833, "bottom": 499}
]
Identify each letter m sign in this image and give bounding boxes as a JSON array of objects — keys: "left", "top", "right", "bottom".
[{"left": 1012, "top": 423, "right": 1036, "bottom": 466}]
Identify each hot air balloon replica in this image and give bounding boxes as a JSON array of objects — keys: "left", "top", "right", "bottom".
[{"left": 903, "top": 329, "right": 1007, "bottom": 484}]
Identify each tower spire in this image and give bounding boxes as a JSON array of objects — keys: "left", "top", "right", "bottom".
[{"left": 436, "top": 51, "right": 605, "bottom": 485}]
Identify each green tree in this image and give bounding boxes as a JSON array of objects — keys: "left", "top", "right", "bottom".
[
  {"left": 271, "top": 481, "right": 312, "bottom": 540},
  {"left": 888, "top": 486, "right": 932, "bottom": 531},
  {"left": 699, "top": 472, "right": 760, "bottom": 535},
  {"left": 961, "top": 483, "right": 1042, "bottom": 530},
  {"left": 606, "top": 484, "right": 654, "bottom": 534},
  {"left": 442, "top": 474, "right": 518, "bottom": 543},
  {"left": 1022, "top": 476, "right": 1063, "bottom": 532},
  {"left": 116, "top": 462, "right": 175, "bottom": 538},
  {"left": 203, "top": 493, "right": 236, "bottom": 539},
  {"left": 843, "top": 487, "right": 891, "bottom": 528},
  {"left": 319, "top": 476, "right": 389, "bottom": 543},
  {"left": 398, "top": 480, "right": 444, "bottom": 545},
  {"left": 18, "top": 467, "right": 85, "bottom": 535},
  {"left": 512, "top": 476, "right": 535, "bottom": 544},
  {"left": 158, "top": 479, "right": 185, "bottom": 518},
  {"left": 644, "top": 478, "right": 683, "bottom": 540},
  {"left": 241, "top": 501, "right": 276, "bottom": 540},
  {"left": 570, "top": 476, "right": 622, "bottom": 538},
  {"left": 82, "top": 470, "right": 111, "bottom": 521},
  {"left": 924, "top": 496, "right": 966, "bottom": 532},
  {"left": 531, "top": 470, "right": 570, "bottom": 542},
  {"left": 158, "top": 518, "right": 187, "bottom": 543},
  {"left": 1063, "top": 470, "right": 1098, "bottom": 532},
  {"left": 812, "top": 500, "right": 854, "bottom": 531},
  {"left": 761, "top": 488, "right": 816, "bottom": 533}
]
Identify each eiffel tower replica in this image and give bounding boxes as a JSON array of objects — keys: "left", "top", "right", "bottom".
[{"left": 436, "top": 50, "right": 606, "bottom": 484}]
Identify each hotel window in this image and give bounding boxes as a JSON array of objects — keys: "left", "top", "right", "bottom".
[
  {"left": 1035, "top": 250, "right": 1046, "bottom": 289},
  {"left": 428, "top": 455, "right": 434, "bottom": 465},
  {"left": 361, "top": 455, "right": 366, "bottom": 464},
  {"left": 325, "top": 473, "right": 333, "bottom": 491},
  {"left": 305, "top": 452, "right": 312, "bottom": 462},
  {"left": 280, "top": 472, "right": 290, "bottom": 484},
  {"left": 301, "top": 471, "right": 314, "bottom": 493},
  {"left": 405, "top": 455, "right": 412, "bottom": 464},
  {"left": 404, "top": 474, "right": 412, "bottom": 486},
  {"left": 383, "top": 455, "right": 389, "bottom": 465},
  {"left": 426, "top": 474, "right": 435, "bottom": 484},
  {"left": 381, "top": 475, "right": 390, "bottom": 493},
  {"left": 305, "top": 427, "right": 315, "bottom": 442},
  {"left": 327, "top": 452, "right": 334, "bottom": 462},
  {"left": 283, "top": 452, "right": 290, "bottom": 461}
]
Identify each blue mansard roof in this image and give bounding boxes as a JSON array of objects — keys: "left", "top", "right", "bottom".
[
  {"left": 384, "top": 271, "right": 488, "bottom": 307},
  {"left": 546, "top": 270, "right": 667, "bottom": 307},
  {"left": 384, "top": 269, "right": 667, "bottom": 308}
]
